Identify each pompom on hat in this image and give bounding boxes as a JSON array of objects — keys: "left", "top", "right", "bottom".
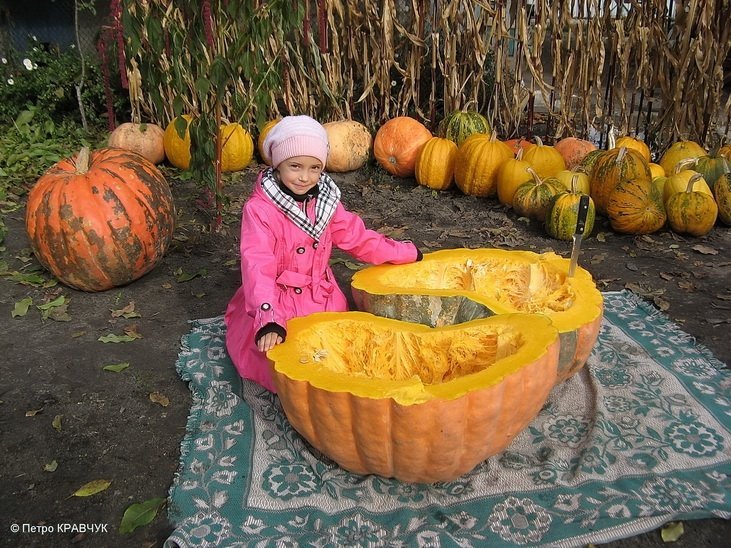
[{"left": 263, "top": 115, "right": 329, "bottom": 168}]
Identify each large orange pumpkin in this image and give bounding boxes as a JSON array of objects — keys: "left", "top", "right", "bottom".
[
  {"left": 268, "top": 311, "right": 561, "bottom": 483},
  {"left": 108, "top": 122, "right": 166, "bottom": 165},
  {"left": 373, "top": 117, "right": 432, "bottom": 177},
  {"left": 25, "top": 147, "right": 176, "bottom": 292}
]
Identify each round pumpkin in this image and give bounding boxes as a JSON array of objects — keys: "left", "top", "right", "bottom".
[
  {"left": 512, "top": 168, "right": 564, "bottom": 222},
  {"left": 659, "top": 140, "right": 707, "bottom": 176},
  {"left": 496, "top": 148, "right": 533, "bottom": 207},
  {"left": 163, "top": 114, "right": 193, "bottom": 170},
  {"left": 351, "top": 248, "right": 604, "bottom": 385},
  {"left": 605, "top": 176, "right": 666, "bottom": 234},
  {"left": 219, "top": 123, "right": 254, "bottom": 172},
  {"left": 439, "top": 110, "right": 491, "bottom": 147},
  {"left": 589, "top": 147, "right": 651, "bottom": 216},
  {"left": 554, "top": 136, "right": 598, "bottom": 170},
  {"left": 713, "top": 170, "right": 731, "bottom": 225},
  {"left": 25, "top": 147, "right": 176, "bottom": 292},
  {"left": 666, "top": 174, "right": 718, "bottom": 237},
  {"left": 720, "top": 143, "right": 731, "bottom": 162},
  {"left": 648, "top": 162, "right": 665, "bottom": 179},
  {"left": 414, "top": 137, "right": 458, "bottom": 191},
  {"left": 108, "top": 122, "right": 166, "bottom": 165},
  {"left": 257, "top": 118, "right": 280, "bottom": 164},
  {"left": 693, "top": 148, "right": 730, "bottom": 189},
  {"left": 663, "top": 167, "right": 713, "bottom": 205},
  {"left": 554, "top": 169, "right": 591, "bottom": 195},
  {"left": 323, "top": 120, "right": 372, "bottom": 172},
  {"left": 454, "top": 133, "right": 513, "bottom": 197},
  {"left": 545, "top": 180, "right": 596, "bottom": 241},
  {"left": 521, "top": 136, "right": 566, "bottom": 178},
  {"left": 614, "top": 135, "right": 651, "bottom": 163},
  {"left": 268, "top": 311, "right": 560, "bottom": 483},
  {"left": 373, "top": 116, "right": 432, "bottom": 177}
]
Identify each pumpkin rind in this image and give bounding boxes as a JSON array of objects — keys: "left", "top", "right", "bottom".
[
  {"left": 351, "top": 248, "right": 604, "bottom": 384},
  {"left": 108, "top": 122, "right": 166, "bottom": 164},
  {"left": 25, "top": 147, "right": 176, "bottom": 292},
  {"left": 454, "top": 133, "right": 513, "bottom": 197},
  {"left": 439, "top": 110, "right": 491, "bottom": 147},
  {"left": 414, "top": 137, "right": 458, "bottom": 190},
  {"left": 323, "top": 120, "right": 373, "bottom": 172},
  {"left": 268, "top": 311, "right": 560, "bottom": 483},
  {"left": 373, "top": 116, "right": 432, "bottom": 177}
]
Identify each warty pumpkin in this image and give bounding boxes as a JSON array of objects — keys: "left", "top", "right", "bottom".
[
  {"left": 713, "top": 169, "right": 731, "bottom": 225},
  {"left": 351, "top": 248, "right": 604, "bottom": 384},
  {"left": 545, "top": 175, "right": 596, "bottom": 241},
  {"left": 553, "top": 136, "right": 598, "bottom": 170},
  {"left": 268, "top": 311, "right": 560, "bottom": 483},
  {"left": 108, "top": 122, "right": 166, "bottom": 165},
  {"left": 589, "top": 146, "right": 651, "bottom": 215},
  {"left": 512, "top": 168, "right": 563, "bottom": 222},
  {"left": 521, "top": 136, "right": 566, "bottom": 178},
  {"left": 414, "top": 136, "right": 458, "bottom": 191},
  {"left": 323, "top": 120, "right": 372, "bottom": 172},
  {"left": 666, "top": 174, "right": 718, "bottom": 237},
  {"left": 373, "top": 116, "right": 432, "bottom": 177},
  {"left": 25, "top": 147, "right": 176, "bottom": 292},
  {"left": 439, "top": 110, "right": 491, "bottom": 147},
  {"left": 496, "top": 148, "right": 533, "bottom": 207},
  {"left": 659, "top": 140, "right": 707, "bottom": 176},
  {"left": 454, "top": 133, "right": 513, "bottom": 197}
]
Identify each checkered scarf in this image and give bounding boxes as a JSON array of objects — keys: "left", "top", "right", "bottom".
[{"left": 260, "top": 168, "right": 341, "bottom": 241}]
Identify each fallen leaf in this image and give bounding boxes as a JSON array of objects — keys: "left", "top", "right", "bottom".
[
  {"left": 653, "top": 296, "right": 671, "bottom": 311},
  {"left": 111, "top": 302, "right": 141, "bottom": 319},
  {"left": 691, "top": 244, "right": 717, "bottom": 255},
  {"left": 25, "top": 408, "right": 43, "bottom": 417},
  {"left": 98, "top": 333, "right": 137, "bottom": 343},
  {"left": 11, "top": 297, "right": 33, "bottom": 318},
  {"left": 625, "top": 262, "right": 639, "bottom": 272},
  {"left": 72, "top": 479, "right": 112, "bottom": 497},
  {"left": 596, "top": 232, "right": 609, "bottom": 242},
  {"left": 44, "top": 460, "right": 58, "bottom": 472},
  {"left": 103, "top": 362, "right": 130, "bottom": 373},
  {"left": 149, "top": 392, "right": 170, "bottom": 407},
  {"left": 175, "top": 267, "right": 207, "bottom": 283},
  {"left": 123, "top": 325, "right": 143, "bottom": 339},
  {"left": 52, "top": 414, "right": 62, "bottom": 432},
  {"left": 660, "top": 521, "right": 684, "bottom": 542},
  {"left": 119, "top": 497, "right": 166, "bottom": 534},
  {"left": 659, "top": 272, "right": 673, "bottom": 281}
]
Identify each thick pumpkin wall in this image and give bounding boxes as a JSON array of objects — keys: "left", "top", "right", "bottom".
[
  {"left": 271, "top": 336, "right": 559, "bottom": 483},
  {"left": 25, "top": 148, "right": 176, "bottom": 292}
]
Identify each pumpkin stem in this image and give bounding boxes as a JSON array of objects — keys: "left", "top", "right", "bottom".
[
  {"left": 673, "top": 157, "right": 697, "bottom": 174},
  {"left": 607, "top": 129, "right": 616, "bottom": 150},
  {"left": 75, "top": 147, "right": 91, "bottom": 174},
  {"left": 570, "top": 174, "right": 579, "bottom": 194},
  {"left": 516, "top": 147, "right": 524, "bottom": 161},
  {"left": 526, "top": 167, "right": 542, "bottom": 185},
  {"left": 685, "top": 173, "right": 704, "bottom": 193},
  {"left": 615, "top": 146, "right": 627, "bottom": 164},
  {"left": 534, "top": 135, "right": 544, "bottom": 147}
]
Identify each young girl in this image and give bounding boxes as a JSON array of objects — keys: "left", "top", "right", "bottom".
[{"left": 224, "top": 115, "right": 421, "bottom": 392}]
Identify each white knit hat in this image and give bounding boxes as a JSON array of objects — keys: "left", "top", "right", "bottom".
[{"left": 263, "top": 115, "right": 329, "bottom": 168}]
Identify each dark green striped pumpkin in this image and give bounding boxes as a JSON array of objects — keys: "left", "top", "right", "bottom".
[
  {"left": 439, "top": 110, "right": 491, "bottom": 147},
  {"left": 546, "top": 190, "right": 596, "bottom": 241}
]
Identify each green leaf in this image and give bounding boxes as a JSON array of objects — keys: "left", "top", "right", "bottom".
[
  {"left": 52, "top": 414, "right": 62, "bottom": 432},
  {"left": 119, "top": 497, "right": 166, "bottom": 534},
  {"left": 43, "top": 460, "right": 58, "bottom": 472},
  {"left": 11, "top": 297, "right": 33, "bottom": 318},
  {"left": 661, "top": 521, "right": 684, "bottom": 542},
  {"left": 72, "top": 479, "right": 112, "bottom": 497},
  {"left": 36, "top": 295, "right": 66, "bottom": 310},
  {"left": 98, "top": 333, "right": 137, "bottom": 343},
  {"left": 103, "top": 362, "right": 130, "bottom": 373},
  {"left": 175, "top": 267, "right": 207, "bottom": 283}
]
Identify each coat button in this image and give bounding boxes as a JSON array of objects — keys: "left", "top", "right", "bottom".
[
  {"left": 296, "top": 246, "right": 305, "bottom": 254},
  {"left": 312, "top": 242, "right": 318, "bottom": 249},
  {"left": 294, "top": 287, "right": 302, "bottom": 294},
  {"left": 260, "top": 303, "right": 271, "bottom": 311}
]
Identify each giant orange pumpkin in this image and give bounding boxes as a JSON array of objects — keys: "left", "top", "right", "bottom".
[
  {"left": 25, "top": 147, "right": 176, "bottom": 292},
  {"left": 373, "top": 117, "right": 432, "bottom": 177}
]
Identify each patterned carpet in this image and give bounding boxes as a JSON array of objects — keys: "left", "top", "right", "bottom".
[{"left": 165, "top": 290, "right": 731, "bottom": 547}]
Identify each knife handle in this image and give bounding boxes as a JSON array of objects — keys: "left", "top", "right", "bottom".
[{"left": 575, "top": 194, "right": 590, "bottom": 236}]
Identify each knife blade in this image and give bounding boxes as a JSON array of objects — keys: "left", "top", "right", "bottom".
[{"left": 568, "top": 194, "right": 590, "bottom": 278}]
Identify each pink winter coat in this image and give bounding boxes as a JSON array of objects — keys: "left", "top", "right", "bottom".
[{"left": 224, "top": 173, "right": 419, "bottom": 392}]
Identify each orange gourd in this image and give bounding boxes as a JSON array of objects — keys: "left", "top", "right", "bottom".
[{"left": 373, "top": 117, "right": 432, "bottom": 177}]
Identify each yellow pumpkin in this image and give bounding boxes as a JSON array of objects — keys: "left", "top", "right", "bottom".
[
  {"left": 257, "top": 118, "right": 280, "bottom": 164},
  {"left": 268, "top": 311, "right": 560, "bottom": 483},
  {"left": 521, "top": 136, "right": 566, "bottom": 178},
  {"left": 648, "top": 162, "right": 665, "bottom": 179},
  {"left": 108, "top": 122, "right": 166, "bottom": 165},
  {"left": 614, "top": 135, "right": 651, "bottom": 163},
  {"left": 163, "top": 115, "right": 193, "bottom": 170},
  {"left": 666, "top": 174, "right": 718, "bottom": 237},
  {"left": 351, "top": 248, "right": 604, "bottom": 385},
  {"left": 323, "top": 120, "right": 373, "bottom": 172},
  {"left": 219, "top": 123, "right": 254, "bottom": 172},
  {"left": 496, "top": 148, "right": 533, "bottom": 206},
  {"left": 589, "top": 147, "right": 651, "bottom": 216},
  {"left": 659, "top": 140, "right": 707, "bottom": 176},
  {"left": 713, "top": 170, "right": 731, "bottom": 225},
  {"left": 414, "top": 137, "right": 458, "bottom": 191},
  {"left": 554, "top": 169, "right": 591, "bottom": 195},
  {"left": 663, "top": 167, "right": 713, "bottom": 205},
  {"left": 454, "top": 133, "right": 513, "bottom": 197}
]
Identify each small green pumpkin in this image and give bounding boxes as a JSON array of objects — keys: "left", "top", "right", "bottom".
[
  {"left": 512, "top": 168, "right": 564, "bottom": 222},
  {"left": 545, "top": 175, "right": 596, "bottom": 241}
]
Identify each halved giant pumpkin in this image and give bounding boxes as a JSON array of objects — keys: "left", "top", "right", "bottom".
[
  {"left": 352, "top": 248, "right": 603, "bottom": 384},
  {"left": 267, "top": 311, "right": 560, "bottom": 483}
]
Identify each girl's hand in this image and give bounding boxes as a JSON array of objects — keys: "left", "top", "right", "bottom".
[{"left": 257, "top": 332, "right": 283, "bottom": 352}]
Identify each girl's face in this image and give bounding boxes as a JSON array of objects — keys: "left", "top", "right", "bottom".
[{"left": 276, "top": 156, "right": 323, "bottom": 195}]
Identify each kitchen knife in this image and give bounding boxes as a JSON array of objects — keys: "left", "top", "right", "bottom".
[{"left": 568, "top": 194, "right": 590, "bottom": 278}]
